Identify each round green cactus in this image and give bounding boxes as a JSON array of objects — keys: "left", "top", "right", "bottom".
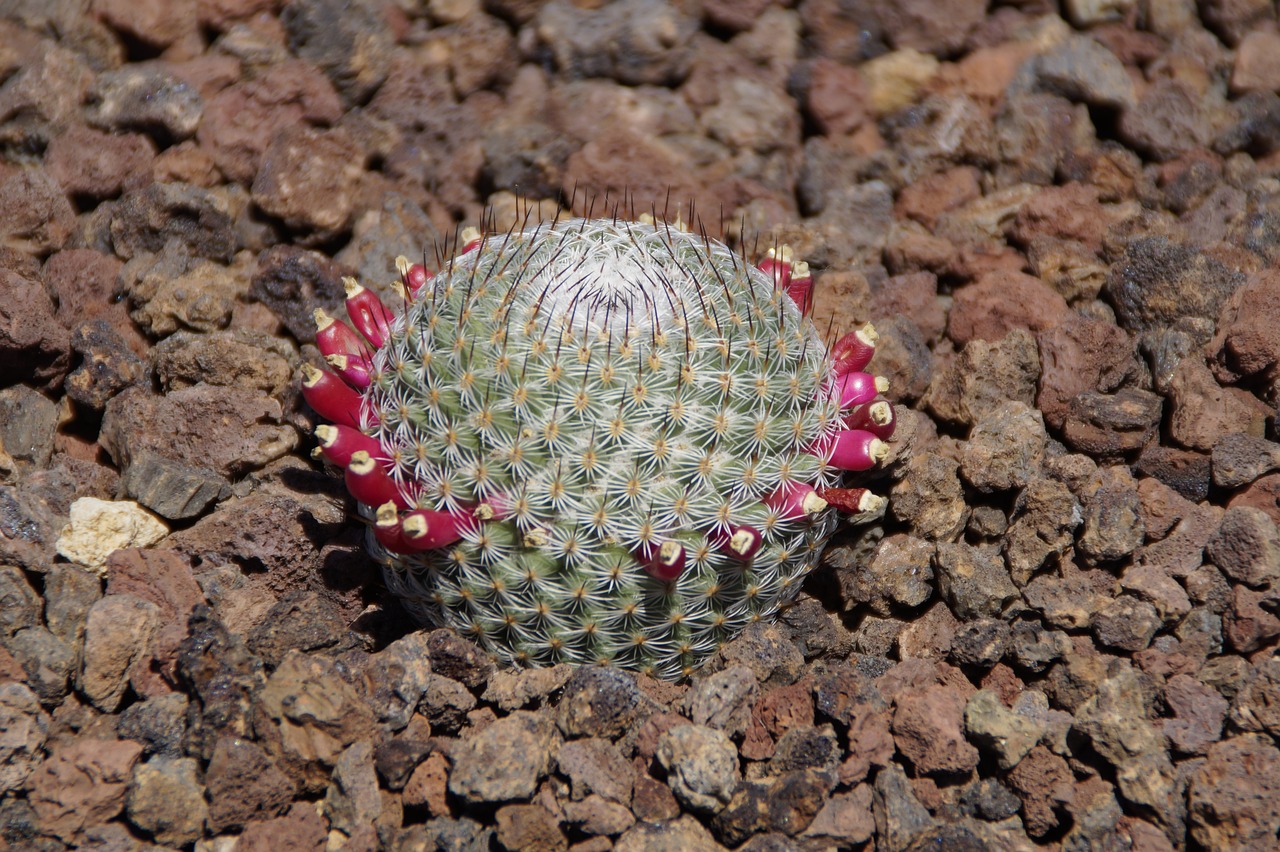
[{"left": 303, "top": 216, "right": 893, "bottom": 679}]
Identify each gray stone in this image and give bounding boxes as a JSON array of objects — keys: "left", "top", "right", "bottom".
[
  {"left": 1212, "top": 432, "right": 1280, "bottom": 488},
  {"left": 1003, "top": 477, "right": 1081, "bottom": 585},
  {"left": 556, "top": 666, "right": 648, "bottom": 739},
  {"left": 0, "top": 565, "right": 40, "bottom": 637},
  {"left": 964, "top": 689, "right": 1045, "bottom": 770},
  {"left": 837, "top": 534, "right": 934, "bottom": 616},
  {"left": 426, "top": 628, "right": 495, "bottom": 690},
  {"left": 557, "top": 737, "right": 634, "bottom": 805},
  {"left": 419, "top": 672, "right": 477, "bottom": 733},
  {"left": 532, "top": 0, "right": 697, "bottom": 86},
  {"left": 768, "top": 725, "right": 841, "bottom": 775},
  {"left": 1008, "top": 621, "right": 1071, "bottom": 673},
  {"left": 685, "top": 666, "right": 758, "bottom": 739},
  {"left": 0, "top": 681, "right": 48, "bottom": 794},
  {"left": 86, "top": 67, "right": 203, "bottom": 142},
  {"left": 4, "top": 625, "right": 74, "bottom": 705},
  {"left": 0, "top": 385, "right": 57, "bottom": 474},
  {"left": 949, "top": 619, "right": 1011, "bottom": 669},
  {"left": 42, "top": 563, "right": 102, "bottom": 650},
  {"left": 360, "top": 631, "right": 433, "bottom": 732},
  {"left": 1034, "top": 35, "right": 1135, "bottom": 109},
  {"left": 1074, "top": 665, "right": 1164, "bottom": 767},
  {"left": 934, "top": 541, "right": 1019, "bottom": 620},
  {"left": 656, "top": 724, "right": 740, "bottom": 814},
  {"left": 960, "top": 402, "right": 1048, "bottom": 493},
  {"left": 873, "top": 764, "right": 935, "bottom": 852},
  {"left": 119, "top": 450, "right": 230, "bottom": 520},
  {"left": 116, "top": 692, "right": 189, "bottom": 759},
  {"left": 324, "top": 741, "right": 381, "bottom": 837},
  {"left": 1077, "top": 466, "right": 1144, "bottom": 563},
  {"left": 615, "top": 814, "right": 725, "bottom": 852},
  {"left": 1092, "top": 596, "right": 1160, "bottom": 652}
]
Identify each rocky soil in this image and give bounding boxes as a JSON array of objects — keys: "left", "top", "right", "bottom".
[{"left": 3, "top": 0, "right": 1280, "bottom": 849}]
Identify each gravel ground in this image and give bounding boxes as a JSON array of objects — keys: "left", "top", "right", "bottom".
[{"left": 3, "top": 0, "right": 1280, "bottom": 849}]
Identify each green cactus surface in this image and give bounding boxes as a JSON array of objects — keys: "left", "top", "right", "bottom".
[{"left": 347, "top": 218, "right": 857, "bottom": 679}]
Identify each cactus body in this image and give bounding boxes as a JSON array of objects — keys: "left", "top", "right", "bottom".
[{"left": 306, "top": 217, "right": 892, "bottom": 680}]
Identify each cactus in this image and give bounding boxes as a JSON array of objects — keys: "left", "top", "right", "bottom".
[{"left": 302, "top": 216, "right": 893, "bottom": 680}]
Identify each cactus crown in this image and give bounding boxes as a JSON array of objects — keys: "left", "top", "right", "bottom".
[{"left": 304, "top": 215, "right": 892, "bottom": 680}]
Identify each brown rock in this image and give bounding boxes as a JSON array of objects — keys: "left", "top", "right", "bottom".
[
  {"left": 558, "top": 738, "right": 634, "bottom": 805},
  {"left": 891, "top": 682, "right": 979, "bottom": 775},
  {"left": 890, "top": 453, "right": 968, "bottom": 542},
  {"left": 562, "top": 127, "right": 714, "bottom": 223},
  {"left": 1007, "top": 745, "right": 1074, "bottom": 838},
  {"left": 1011, "top": 183, "right": 1114, "bottom": 255},
  {"left": 875, "top": 272, "right": 947, "bottom": 342},
  {"left": 0, "top": 682, "right": 48, "bottom": 795},
  {"left": 1168, "top": 358, "right": 1270, "bottom": 452},
  {"left": 703, "top": 0, "right": 773, "bottom": 31},
  {"left": 834, "top": 533, "right": 934, "bottom": 616},
  {"left": 1232, "top": 30, "right": 1280, "bottom": 94},
  {"left": 561, "top": 794, "right": 635, "bottom": 837},
  {"left": 205, "top": 736, "right": 294, "bottom": 831},
  {"left": 1105, "top": 235, "right": 1244, "bottom": 333},
  {"left": 28, "top": 738, "right": 143, "bottom": 844},
  {"left": 1189, "top": 734, "right": 1280, "bottom": 849},
  {"left": 236, "top": 801, "right": 328, "bottom": 852},
  {"left": 947, "top": 270, "right": 1069, "bottom": 345},
  {"left": 1163, "top": 674, "right": 1227, "bottom": 756},
  {"left": 894, "top": 167, "right": 981, "bottom": 230},
  {"left": 1036, "top": 315, "right": 1138, "bottom": 431},
  {"left": 402, "top": 750, "right": 450, "bottom": 815},
  {"left": 45, "top": 124, "right": 154, "bottom": 200},
  {"left": 960, "top": 401, "right": 1048, "bottom": 493},
  {"left": 495, "top": 803, "right": 567, "bottom": 852},
  {"left": 1225, "top": 584, "right": 1280, "bottom": 652},
  {"left": 532, "top": 0, "right": 696, "bottom": 87},
  {"left": 1210, "top": 268, "right": 1280, "bottom": 386},
  {"left": 876, "top": 0, "right": 986, "bottom": 56},
  {"left": 40, "top": 249, "right": 141, "bottom": 351},
  {"left": 1027, "top": 235, "right": 1109, "bottom": 303},
  {"left": 631, "top": 772, "right": 681, "bottom": 824},
  {"left": 251, "top": 125, "right": 364, "bottom": 237},
  {"left": 1135, "top": 444, "right": 1212, "bottom": 503},
  {"left": 1119, "top": 79, "right": 1218, "bottom": 162},
  {"left": 101, "top": 384, "right": 297, "bottom": 482},
  {"left": 91, "top": 0, "right": 199, "bottom": 51},
  {"left": 0, "top": 167, "right": 76, "bottom": 254},
  {"left": 248, "top": 244, "right": 351, "bottom": 343},
  {"left": 1213, "top": 433, "right": 1280, "bottom": 489},
  {"left": 800, "top": 784, "right": 875, "bottom": 848},
  {"left": 79, "top": 594, "right": 162, "bottom": 712},
  {"left": 806, "top": 58, "right": 870, "bottom": 137},
  {"left": 255, "top": 649, "right": 378, "bottom": 792},
  {"left": 756, "top": 680, "right": 815, "bottom": 742},
  {"left": 151, "top": 328, "right": 298, "bottom": 399},
  {"left": 925, "top": 328, "right": 1039, "bottom": 429},
  {"left": 1061, "top": 388, "right": 1163, "bottom": 458},
  {"left": 1207, "top": 506, "right": 1280, "bottom": 588},
  {"left": 197, "top": 61, "right": 343, "bottom": 184},
  {"left": 450, "top": 711, "right": 561, "bottom": 804}
]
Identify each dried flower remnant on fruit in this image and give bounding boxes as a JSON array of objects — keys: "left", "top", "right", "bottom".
[{"left": 301, "top": 215, "right": 894, "bottom": 679}]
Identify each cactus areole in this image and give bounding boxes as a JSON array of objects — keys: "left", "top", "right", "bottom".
[{"left": 303, "top": 217, "right": 893, "bottom": 680}]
